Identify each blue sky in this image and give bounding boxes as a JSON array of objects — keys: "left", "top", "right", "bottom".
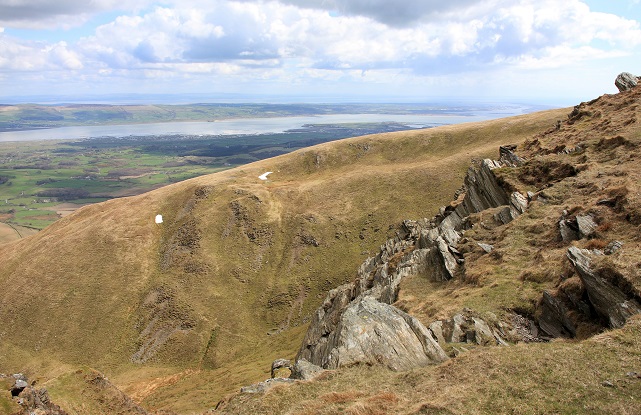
[{"left": 0, "top": 0, "right": 640, "bottom": 105}]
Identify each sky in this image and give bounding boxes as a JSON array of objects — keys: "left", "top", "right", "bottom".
[{"left": 0, "top": 0, "right": 640, "bottom": 105}]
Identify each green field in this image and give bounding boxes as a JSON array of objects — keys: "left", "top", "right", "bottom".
[{"left": 0, "top": 122, "right": 420, "bottom": 233}]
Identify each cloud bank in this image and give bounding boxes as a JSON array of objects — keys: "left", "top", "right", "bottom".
[{"left": 0, "top": 0, "right": 640, "bottom": 101}]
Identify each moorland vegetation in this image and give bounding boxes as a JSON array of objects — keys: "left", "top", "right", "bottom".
[{"left": 1, "top": 82, "right": 640, "bottom": 414}]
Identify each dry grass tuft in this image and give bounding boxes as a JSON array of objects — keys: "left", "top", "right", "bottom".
[
  {"left": 320, "top": 390, "right": 366, "bottom": 404},
  {"left": 584, "top": 238, "right": 608, "bottom": 250}
]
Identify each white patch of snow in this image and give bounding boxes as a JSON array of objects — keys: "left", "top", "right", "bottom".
[{"left": 258, "top": 172, "right": 273, "bottom": 181}]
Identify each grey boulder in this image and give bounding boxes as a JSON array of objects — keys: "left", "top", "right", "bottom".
[
  {"left": 615, "top": 72, "right": 639, "bottom": 92},
  {"left": 303, "top": 296, "right": 447, "bottom": 371}
]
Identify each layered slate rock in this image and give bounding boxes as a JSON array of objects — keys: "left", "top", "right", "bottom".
[
  {"left": 290, "top": 359, "right": 325, "bottom": 381},
  {"left": 1, "top": 373, "right": 68, "bottom": 415},
  {"left": 297, "top": 147, "right": 529, "bottom": 371},
  {"left": 317, "top": 296, "right": 447, "bottom": 371},
  {"left": 429, "top": 310, "right": 509, "bottom": 346},
  {"left": 615, "top": 72, "right": 639, "bottom": 92},
  {"left": 538, "top": 291, "right": 577, "bottom": 338},
  {"left": 567, "top": 247, "right": 641, "bottom": 328}
]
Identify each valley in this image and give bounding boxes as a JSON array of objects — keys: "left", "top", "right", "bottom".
[
  {"left": 0, "top": 122, "right": 431, "bottom": 233},
  {"left": 1, "top": 85, "right": 640, "bottom": 414}
]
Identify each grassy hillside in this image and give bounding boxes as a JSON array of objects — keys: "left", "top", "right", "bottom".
[
  {"left": 0, "top": 108, "right": 566, "bottom": 413},
  {"left": 216, "top": 88, "right": 641, "bottom": 414}
]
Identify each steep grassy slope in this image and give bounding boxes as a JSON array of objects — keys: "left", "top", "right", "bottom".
[
  {"left": 0, "top": 109, "right": 566, "bottom": 413},
  {"left": 216, "top": 88, "right": 641, "bottom": 413}
]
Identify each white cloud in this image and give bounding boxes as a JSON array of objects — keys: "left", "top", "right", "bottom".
[
  {"left": 0, "top": 34, "right": 83, "bottom": 71},
  {"left": 0, "top": 0, "right": 154, "bottom": 29},
  {"left": 1, "top": 0, "right": 640, "bottom": 101}
]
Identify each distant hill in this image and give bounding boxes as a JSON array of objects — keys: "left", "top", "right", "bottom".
[
  {"left": 5, "top": 87, "right": 637, "bottom": 415},
  {"left": 0, "top": 102, "right": 519, "bottom": 132}
]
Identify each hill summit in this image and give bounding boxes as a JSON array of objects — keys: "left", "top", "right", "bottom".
[{"left": 2, "top": 81, "right": 641, "bottom": 414}]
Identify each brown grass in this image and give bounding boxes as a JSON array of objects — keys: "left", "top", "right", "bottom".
[
  {"left": 215, "top": 87, "right": 641, "bottom": 415},
  {"left": 584, "top": 238, "right": 608, "bottom": 250},
  {"left": 0, "top": 105, "right": 603, "bottom": 413},
  {"left": 217, "top": 316, "right": 641, "bottom": 415},
  {"left": 320, "top": 390, "right": 366, "bottom": 404},
  {"left": 0, "top": 222, "right": 39, "bottom": 245}
]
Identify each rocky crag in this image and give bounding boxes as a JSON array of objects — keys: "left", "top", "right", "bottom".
[
  {"left": 236, "top": 75, "right": 641, "bottom": 395},
  {"left": 238, "top": 145, "right": 550, "bottom": 393},
  {"left": 0, "top": 373, "right": 67, "bottom": 415},
  {"left": 294, "top": 146, "right": 529, "bottom": 372}
]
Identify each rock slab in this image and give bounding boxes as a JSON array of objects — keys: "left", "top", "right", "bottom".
[
  {"left": 307, "top": 296, "right": 447, "bottom": 371},
  {"left": 567, "top": 247, "right": 641, "bottom": 328},
  {"left": 615, "top": 72, "right": 639, "bottom": 92}
]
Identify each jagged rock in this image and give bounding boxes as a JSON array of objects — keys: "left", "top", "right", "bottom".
[
  {"left": 538, "top": 291, "right": 576, "bottom": 338},
  {"left": 559, "top": 219, "right": 579, "bottom": 242},
  {"left": 2, "top": 374, "right": 67, "bottom": 414},
  {"left": 240, "top": 378, "right": 296, "bottom": 394},
  {"left": 428, "top": 320, "right": 447, "bottom": 345},
  {"left": 499, "top": 145, "right": 525, "bottom": 167},
  {"left": 12, "top": 373, "right": 27, "bottom": 380},
  {"left": 615, "top": 72, "right": 639, "bottom": 92},
  {"left": 271, "top": 358, "right": 292, "bottom": 378},
  {"left": 510, "top": 192, "right": 529, "bottom": 215},
  {"left": 494, "top": 206, "right": 513, "bottom": 225},
  {"left": 455, "top": 159, "right": 511, "bottom": 218},
  {"left": 13, "top": 378, "right": 28, "bottom": 393},
  {"left": 472, "top": 318, "right": 496, "bottom": 346},
  {"left": 435, "top": 313, "right": 504, "bottom": 346},
  {"left": 290, "top": 359, "right": 325, "bottom": 381},
  {"left": 300, "top": 296, "right": 447, "bottom": 371},
  {"left": 477, "top": 243, "right": 493, "bottom": 253},
  {"left": 493, "top": 329, "right": 510, "bottom": 346},
  {"left": 297, "top": 146, "right": 529, "bottom": 370},
  {"left": 419, "top": 231, "right": 459, "bottom": 281},
  {"left": 576, "top": 215, "right": 597, "bottom": 238},
  {"left": 567, "top": 247, "right": 641, "bottom": 328},
  {"left": 447, "top": 313, "right": 468, "bottom": 343},
  {"left": 605, "top": 240, "right": 623, "bottom": 255},
  {"left": 429, "top": 320, "right": 446, "bottom": 346}
]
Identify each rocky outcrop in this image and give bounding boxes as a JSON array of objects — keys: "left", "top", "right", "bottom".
[
  {"left": 567, "top": 247, "right": 641, "bottom": 328},
  {"left": 537, "top": 291, "right": 577, "bottom": 338},
  {"left": 536, "top": 246, "right": 641, "bottom": 339},
  {"left": 305, "top": 296, "right": 447, "bottom": 371},
  {"left": 1, "top": 373, "right": 67, "bottom": 415},
  {"left": 576, "top": 215, "right": 597, "bottom": 238},
  {"left": 296, "top": 147, "right": 529, "bottom": 371},
  {"left": 428, "top": 311, "right": 508, "bottom": 346},
  {"left": 604, "top": 240, "right": 623, "bottom": 255},
  {"left": 615, "top": 72, "right": 639, "bottom": 92},
  {"left": 290, "top": 359, "right": 325, "bottom": 381},
  {"left": 270, "top": 359, "right": 292, "bottom": 378},
  {"left": 559, "top": 212, "right": 598, "bottom": 242}
]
